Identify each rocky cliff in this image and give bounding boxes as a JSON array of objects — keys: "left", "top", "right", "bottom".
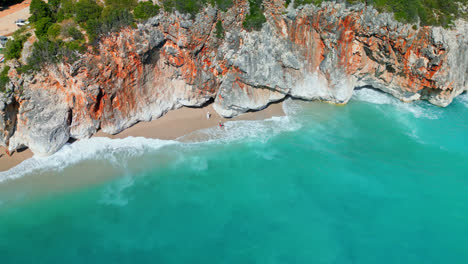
[{"left": 0, "top": 0, "right": 467, "bottom": 156}]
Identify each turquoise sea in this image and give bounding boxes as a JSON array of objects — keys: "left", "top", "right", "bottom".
[{"left": 0, "top": 88, "right": 467, "bottom": 263}]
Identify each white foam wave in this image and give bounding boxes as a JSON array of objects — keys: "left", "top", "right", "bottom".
[
  {"left": 352, "top": 88, "right": 441, "bottom": 119},
  {"left": 0, "top": 137, "right": 177, "bottom": 183},
  {"left": 0, "top": 100, "right": 305, "bottom": 182},
  {"left": 99, "top": 173, "right": 135, "bottom": 207},
  {"left": 457, "top": 92, "right": 468, "bottom": 107},
  {"left": 352, "top": 88, "right": 394, "bottom": 105},
  {"left": 283, "top": 97, "right": 304, "bottom": 116},
  {"left": 178, "top": 114, "right": 301, "bottom": 145}
]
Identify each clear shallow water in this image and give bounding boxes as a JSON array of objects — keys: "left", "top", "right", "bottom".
[{"left": 0, "top": 89, "right": 467, "bottom": 263}]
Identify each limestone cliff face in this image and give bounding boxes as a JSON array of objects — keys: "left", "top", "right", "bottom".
[{"left": 0, "top": 0, "right": 466, "bottom": 156}]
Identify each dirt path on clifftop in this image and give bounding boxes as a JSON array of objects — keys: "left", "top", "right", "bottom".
[{"left": 0, "top": 0, "right": 31, "bottom": 36}]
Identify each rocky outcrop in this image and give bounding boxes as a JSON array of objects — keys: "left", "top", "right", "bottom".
[{"left": 0, "top": 0, "right": 466, "bottom": 156}]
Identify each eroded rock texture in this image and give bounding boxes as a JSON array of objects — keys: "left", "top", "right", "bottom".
[{"left": 0, "top": 0, "right": 466, "bottom": 155}]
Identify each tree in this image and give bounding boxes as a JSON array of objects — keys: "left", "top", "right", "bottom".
[
  {"left": 28, "top": 39, "right": 60, "bottom": 70},
  {"left": 75, "top": 0, "right": 102, "bottom": 23},
  {"left": 0, "top": 66, "right": 11, "bottom": 93},
  {"left": 105, "top": 0, "right": 137, "bottom": 10},
  {"left": 84, "top": 18, "right": 101, "bottom": 43},
  {"left": 48, "top": 0, "right": 61, "bottom": 13},
  {"left": 56, "top": 0, "right": 76, "bottom": 22},
  {"left": 134, "top": 1, "right": 160, "bottom": 20},
  {"left": 215, "top": 20, "right": 224, "bottom": 39},
  {"left": 29, "top": 0, "right": 52, "bottom": 23},
  {"left": 47, "top": 23, "right": 61, "bottom": 39},
  {"left": 4, "top": 35, "right": 28, "bottom": 60},
  {"left": 35, "top": 17, "right": 53, "bottom": 38},
  {"left": 243, "top": 0, "right": 266, "bottom": 31},
  {"left": 100, "top": 8, "right": 135, "bottom": 33},
  {"left": 67, "top": 27, "right": 84, "bottom": 40},
  {"left": 209, "top": 0, "right": 234, "bottom": 11}
]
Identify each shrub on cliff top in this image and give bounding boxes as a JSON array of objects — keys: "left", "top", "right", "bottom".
[
  {"left": 3, "top": 32, "right": 29, "bottom": 60},
  {"left": 56, "top": 0, "right": 75, "bottom": 22},
  {"left": 207, "top": 0, "right": 234, "bottom": 11},
  {"left": 47, "top": 23, "right": 62, "bottom": 39},
  {"left": 100, "top": 8, "right": 135, "bottom": 33},
  {"left": 75, "top": 0, "right": 103, "bottom": 23},
  {"left": 4, "top": 39, "right": 24, "bottom": 60},
  {"left": 105, "top": 0, "right": 138, "bottom": 10},
  {"left": 162, "top": 0, "right": 233, "bottom": 15},
  {"left": 293, "top": 0, "right": 466, "bottom": 28},
  {"left": 134, "top": 1, "right": 160, "bottom": 20},
  {"left": 215, "top": 20, "right": 225, "bottom": 38},
  {"left": 0, "top": 66, "right": 10, "bottom": 93},
  {"left": 27, "top": 39, "right": 60, "bottom": 71},
  {"left": 34, "top": 16, "right": 53, "bottom": 38},
  {"left": 29, "top": 0, "right": 52, "bottom": 23},
  {"left": 293, "top": 0, "right": 323, "bottom": 8},
  {"left": 67, "top": 27, "right": 85, "bottom": 41},
  {"left": 243, "top": 0, "right": 266, "bottom": 31},
  {"left": 162, "top": 0, "right": 204, "bottom": 16}
]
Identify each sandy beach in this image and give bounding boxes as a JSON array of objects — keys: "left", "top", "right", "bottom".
[{"left": 0, "top": 102, "right": 284, "bottom": 172}]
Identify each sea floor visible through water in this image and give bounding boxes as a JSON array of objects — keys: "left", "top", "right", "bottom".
[{"left": 0, "top": 89, "right": 467, "bottom": 263}]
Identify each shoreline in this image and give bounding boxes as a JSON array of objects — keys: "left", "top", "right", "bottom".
[{"left": 0, "top": 102, "right": 285, "bottom": 172}]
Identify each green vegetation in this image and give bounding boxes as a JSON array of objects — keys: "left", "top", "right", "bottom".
[
  {"left": 3, "top": 29, "right": 31, "bottom": 60},
  {"left": 105, "top": 0, "right": 138, "bottom": 10},
  {"left": 0, "top": 66, "right": 10, "bottom": 92},
  {"left": 8, "top": 0, "right": 146, "bottom": 72},
  {"left": 243, "top": 0, "right": 266, "bottom": 31},
  {"left": 292, "top": 0, "right": 466, "bottom": 28},
  {"left": 208, "top": 0, "right": 234, "bottom": 11},
  {"left": 34, "top": 17, "right": 53, "bottom": 38},
  {"left": 27, "top": 39, "right": 60, "bottom": 71},
  {"left": 66, "top": 26, "right": 84, "bottom": 41},
  {"left": 29, "top": 0, "right": 53, "bottom": 23},
  {"left": 99, "top": 8, "right": 135, "bottom": 34},
  {"left": 3, "top": 0, "right": 464, "bottom": 78},
  {"left": 292, "top": 0, "right": 323, "bottom": 8},
  {"left": 47, "top": 23, "right": 62, "bottom": 39},
  {"left": 134, "top": 1, "right": 160, "bottom": 20},
  {"left": 4, "top": 39, "right": 26, "bottom": 60},
  {"left": 162, "top": 0, "right": 205, "bottom": 15},
  {"left": 162, "top": 0, "right": 233, "bottom": 15},
  {"left": 56, "top": 0, "right": 76, "bottom": 22},
  {"left": 215, "top": 20, "right": 225, "bottom": 39},
  {"left": 75, "top": 0, "right": 102, "bottom": 23},
  {"left": 4, "top": 0, "right": 239, "bottom": 74}
]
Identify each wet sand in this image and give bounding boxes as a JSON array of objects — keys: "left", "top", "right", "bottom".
[
  {"left": 95, "top": 103, "right": 284, "bottom": 140},
  {"left": 0, "top": 147, "right": 33, "bottom": 172},
  {"left": 0, "top": 102, "right": 285, "bottom": 172}
]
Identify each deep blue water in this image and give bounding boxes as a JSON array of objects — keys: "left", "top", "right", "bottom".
[{"left": 0, "top": 89, "right": 467, "bottom": 263}]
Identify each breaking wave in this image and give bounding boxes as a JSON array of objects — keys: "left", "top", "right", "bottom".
[
  {"left": 0, "top": 137, "right": 178, "bottom": 183},
  {"left": 99, "top": 173, "right": 135, "bottom": 207},
  {"left": 1, "top": 88, "right": 457, "bottom": 182},
  {"left": 0, "top": 99, "right": 302, "bottom": 182},
  {"left": 352, "top": 88, "right": 442, "bottom": 119},
  {"left": 457, "top": 92, "right": 468, "bottom": 107}
]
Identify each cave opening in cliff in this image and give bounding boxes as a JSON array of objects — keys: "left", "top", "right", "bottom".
[
  {"left": 94, "top": 89, "right": 104, "bottom": 113},
  {"left": 185, "top": 97, "right": 215, "bottom": 109}
]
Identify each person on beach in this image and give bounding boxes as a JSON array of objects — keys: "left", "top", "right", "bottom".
[
  {"left": 206, "top": 111, "right": 211, "bottom": 120},
  {"left": 219, "top": 121, "right": 224, "bottom": 128}
]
